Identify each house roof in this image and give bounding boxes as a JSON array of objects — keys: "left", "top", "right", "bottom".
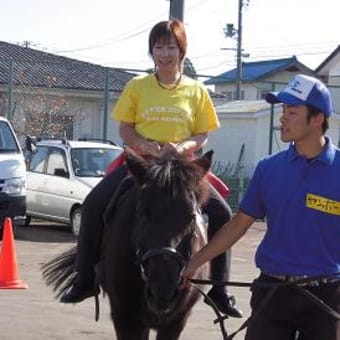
[
  {"left": 314, "top": 45, "right": 340, "bottom": 74},
  {"left": 0, "top": 41, "right": 135, "bottom": 92},
  {"left": 204, "top": 56, "right": 315, "bottom": 85}
]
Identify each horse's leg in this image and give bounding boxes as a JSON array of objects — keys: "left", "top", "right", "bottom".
[
  {"left": 113, "top": 317, "right": 149, "bottom": 340},
  {"left": 155, "top": 319, "right": 187, "bottom": 340},
  {"left": 115, "top": 326, "right": 149, "bottom": 340}
]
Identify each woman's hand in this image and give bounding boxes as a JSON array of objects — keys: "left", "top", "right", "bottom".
[
  {"left": 162, "top": 133, "right": 208, "bottom": 155},
  {"left": 161, "top": 141, "right": 194, "bottom": 155},
  {"left": 138, "top": 140, "right": 161, "bottom": 156},
  {"left": 175, "top": 141, "right": 196, "bottom": 154},
  {"left": 161, "top": 142, "right": 178, "bottom": 153}
]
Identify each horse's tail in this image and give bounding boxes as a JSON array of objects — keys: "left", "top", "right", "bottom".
[{"left": 41, "top": 246, "right": 77, "bottom": 298}]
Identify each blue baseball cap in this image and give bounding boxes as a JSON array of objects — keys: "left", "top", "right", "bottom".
[{"left": 265, "top": 74, "right": 333, "bottom": 117}]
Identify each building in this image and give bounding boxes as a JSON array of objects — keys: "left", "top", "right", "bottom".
[
  {"left": 204, "top": 56, "right": 315, "bottom": 101},
  {"left": 0, "top": 41, "right": 135, "bottom": 144}
]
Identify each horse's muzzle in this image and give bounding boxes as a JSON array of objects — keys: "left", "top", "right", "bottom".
[{"left": 145, "top": 286, "right": 180, "bottom": 315}]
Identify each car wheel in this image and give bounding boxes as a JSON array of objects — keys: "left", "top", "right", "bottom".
[
  {"left": 71, "top": 207, "right": 81, "bottom": 237},
  {"left": 24, "top": 216, "right": 31, "bottom": 227}
]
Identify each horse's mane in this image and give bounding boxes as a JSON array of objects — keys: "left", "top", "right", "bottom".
[{"left": 138, "top": 148, "right": 210, "bottom": 206}]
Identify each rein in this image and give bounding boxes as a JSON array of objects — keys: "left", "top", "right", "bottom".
[{"left": 188, "top": 277, "right": 340, "bottom": 340}]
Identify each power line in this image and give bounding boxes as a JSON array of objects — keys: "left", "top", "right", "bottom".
[
  {"left": 54, "top": 0, "right": 207, "bottom": 54},
  {"left": 56, "top": 27, "right": 151, "bottom": 53}
]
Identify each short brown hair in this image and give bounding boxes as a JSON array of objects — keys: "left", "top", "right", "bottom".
[
  {"left": 148, "top": 19, "right": 187, "bottom": 61},
  {"left": 306, "top": 104, "right": 328, "bottom": 133}
]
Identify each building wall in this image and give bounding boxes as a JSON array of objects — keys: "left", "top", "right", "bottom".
[
  {"left": 207, "top": 115, "right": 257, "bottom": 168},
  {"left": 328, "top": 114, "right": 340, "bottom": 147},
  {"left": 105, "top": 102, "right": 121, "bottom": 145},
  {"left": 208, "top": 101, "right": 340, "bottom": 178},
  {"left": 328, "top": 60, "right": 340, "bottom": 116},
  {"left": 206, "top": 102, "right": 283, "bottom": 176}
]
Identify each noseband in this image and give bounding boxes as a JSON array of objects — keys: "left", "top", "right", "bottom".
[{"left": 137, "top": 247, "right": 187, "bottom": 282}]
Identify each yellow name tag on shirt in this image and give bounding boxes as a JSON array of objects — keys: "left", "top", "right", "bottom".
[{"left": 306, "top": 193, "right": 340, "bottom": 216}]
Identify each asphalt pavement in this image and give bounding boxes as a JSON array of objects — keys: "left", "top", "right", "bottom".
[{"left": 0, "top": 221, "right": 265, "bottom": 339}]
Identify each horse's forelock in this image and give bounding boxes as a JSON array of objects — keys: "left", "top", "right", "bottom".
[{"left": 144, "top": 152, "right": 208, "bottom": 206}]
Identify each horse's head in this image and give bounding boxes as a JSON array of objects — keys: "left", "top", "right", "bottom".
[{"left": 125, "top": 146, "right": 212, "bottom": 314}]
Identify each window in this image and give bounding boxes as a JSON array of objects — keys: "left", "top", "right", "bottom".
[
  {"left": 46, "top": 148, "right": 67, "bottom": 175},
  {"left": 29, "top": 146, "right": 49, "bottom": 173},
  {"left": 70, "top": 147, "right": 122, "bottom": 176},
  {"left": 0, "top": 121, "right": 19, "bottom": 151}
]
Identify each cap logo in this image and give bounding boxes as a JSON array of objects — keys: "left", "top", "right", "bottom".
[
  {"left": 288, "top": 80, "right": 303, "bottom": 95},
  {"left": 284, "top": 76, "right": 315, "bottom": 101}
]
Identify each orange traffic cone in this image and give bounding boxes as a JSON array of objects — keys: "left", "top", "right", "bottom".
[{"left": 0, "top": 217, "right": 28, "bottom": 289}]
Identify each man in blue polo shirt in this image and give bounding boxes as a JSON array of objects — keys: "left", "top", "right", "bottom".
[{"left": 183, "top": 74, "right": 340, "bottom": 339}]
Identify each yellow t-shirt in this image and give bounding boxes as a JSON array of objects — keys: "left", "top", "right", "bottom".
[{"left": 112, "top": 74, "right": 220, "bottom": 143}]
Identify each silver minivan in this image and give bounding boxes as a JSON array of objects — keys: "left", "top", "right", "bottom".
[{"left": 26, "top": 139, "right": 122, "bottom": 236}]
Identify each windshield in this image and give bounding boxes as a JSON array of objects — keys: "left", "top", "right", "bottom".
[
  {"left": 70, "top": 147, "right": 122, "bottom": 177},
  {"left": 0, "top": 121, "right": 20, "bottom": 153}
]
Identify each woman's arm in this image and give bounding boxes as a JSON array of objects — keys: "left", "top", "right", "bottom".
[{"left": 119, "top": 122, "right": 161, "bottom": 156}]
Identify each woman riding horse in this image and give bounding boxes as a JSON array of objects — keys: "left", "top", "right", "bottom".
[{"left": 60, "top": 19, "right": 242, "bottom": 318}]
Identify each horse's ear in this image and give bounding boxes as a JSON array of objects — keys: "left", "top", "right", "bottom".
[
  {"left": 124, "top": 146, "right": 148, "bottom": 184},
  {"left": 194, "top": 150, "right": 213, "bottom": 176}
]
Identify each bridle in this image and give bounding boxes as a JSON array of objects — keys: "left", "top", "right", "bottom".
[
  {"left": 136, "top": 192, "right": 203, "bottom": 283},
  {"left": 137, "top": 246, "right": 187, "bottom": 282},
  {"left": 136, "top": 211, "right": 200, "bottom": 283}
]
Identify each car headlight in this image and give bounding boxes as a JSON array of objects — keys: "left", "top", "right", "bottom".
[{"left": 3, "top": 177, "right": 26, "bottom": 195}]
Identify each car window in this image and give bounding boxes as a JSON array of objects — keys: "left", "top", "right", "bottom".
[
  {"left": 46, "top": 148, "right": 68, "bottom": 176},
  {"left": 29, "top": 146, "right": 49, "bottom": 173},
  {"left": 0, "top": 121, "right": 20, "bottom": 152},
  {"left": 70, "top": 147, "right": 121, "bottom": 177}
]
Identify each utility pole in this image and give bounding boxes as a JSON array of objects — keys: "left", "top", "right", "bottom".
[
  {"left": 169, "top": 0, "right": 184, "bottom": 21},
  {"left": 224, "top": 0, "right": 248, "bottom": 100},
  {"left": 235, "top": 0, "right": 243, "bottom": 100}
]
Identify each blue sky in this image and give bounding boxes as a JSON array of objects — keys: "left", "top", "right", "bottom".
[{"left": 1, "top": 0, "right": 339, "bottom": 76}]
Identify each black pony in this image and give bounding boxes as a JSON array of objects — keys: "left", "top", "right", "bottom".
[{"left": 43, "top": 147, "right": 212, "bottom": 340}]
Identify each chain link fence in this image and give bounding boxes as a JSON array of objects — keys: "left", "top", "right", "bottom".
[
  {"left": 1, "top": 61, "right": 92, "bottom": 144},
  {"left": 211, "top": 159, "right": 253, "bottom": 212}
]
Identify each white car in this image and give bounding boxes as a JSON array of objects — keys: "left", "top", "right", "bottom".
[
  {"left": 0, "top": 117, "right": 26, "bottom": 232},
  {"left": 26, "top": 139, "right": 123, "bottom": 236}
]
